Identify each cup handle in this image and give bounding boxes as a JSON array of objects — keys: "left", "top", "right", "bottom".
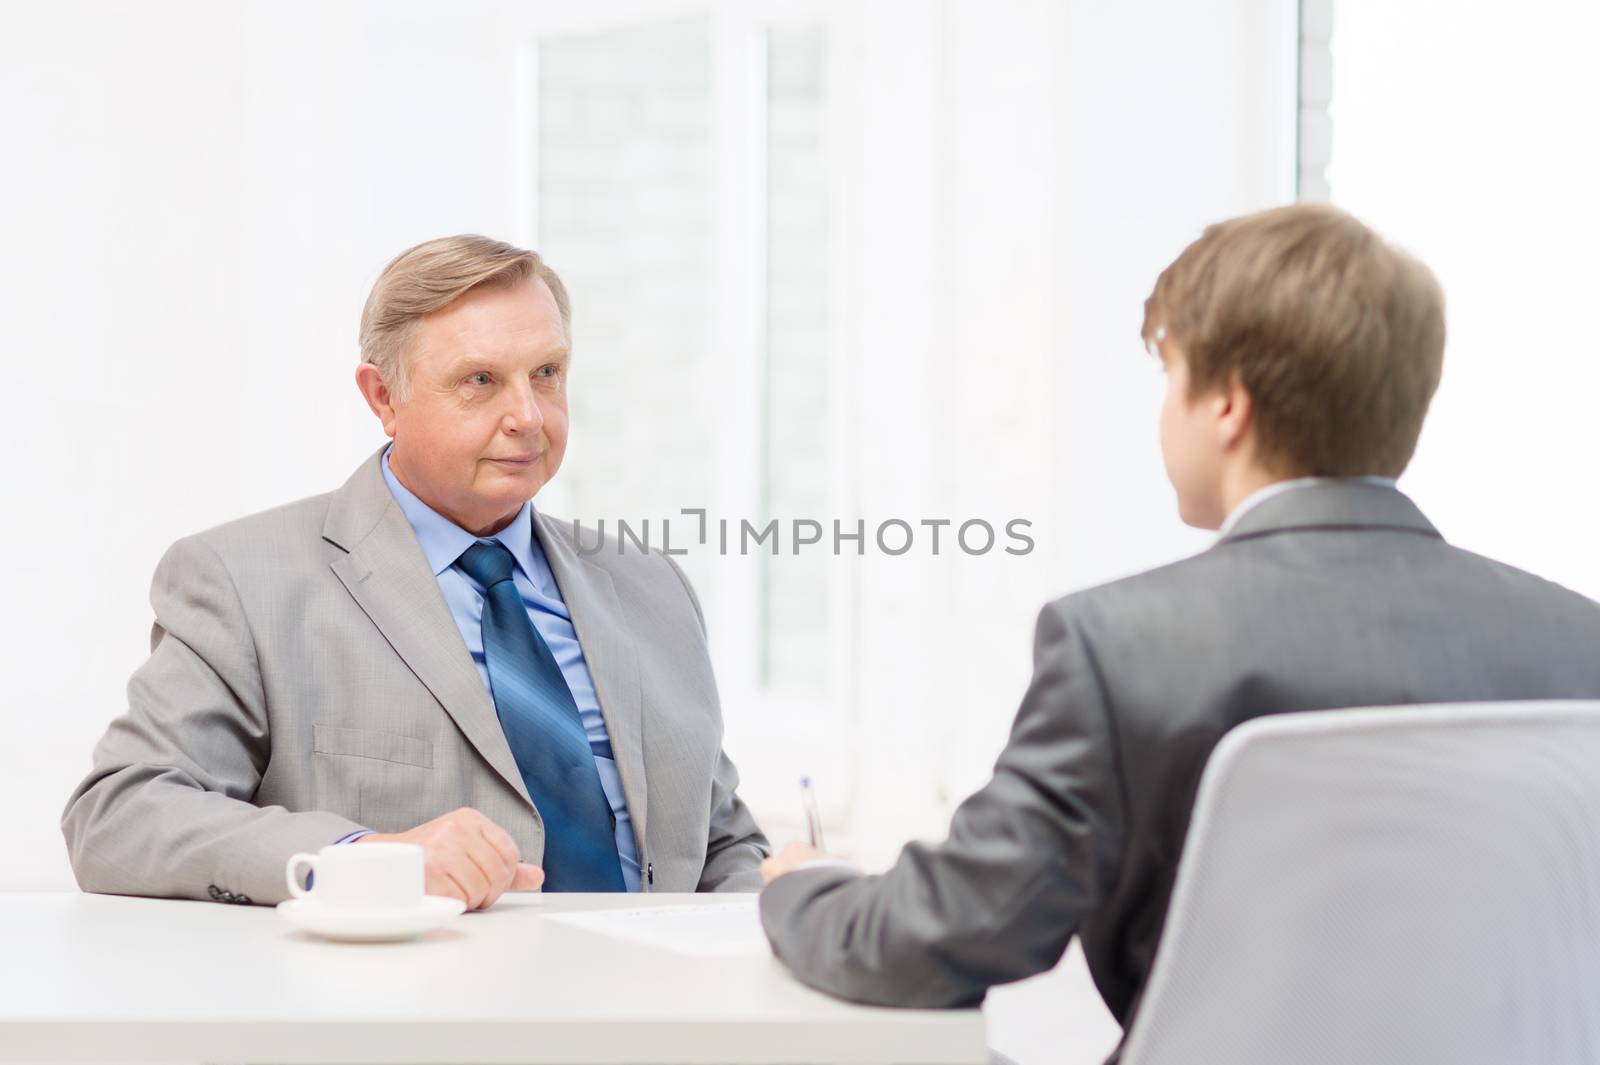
[{"left": 285, "top": 853, "right": 318, "bottom": 899}]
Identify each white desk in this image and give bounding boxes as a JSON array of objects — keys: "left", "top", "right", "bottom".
[{"left": 0, "top": 892, "right": 986, "bottom": 1065}]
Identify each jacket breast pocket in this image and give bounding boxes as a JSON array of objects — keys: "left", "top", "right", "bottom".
[
  {"left": 311, "top": 724, "right": 438, "bottom": 832},
  {"left": 312, "top": 724, "right": 435, "bottom": 769}
]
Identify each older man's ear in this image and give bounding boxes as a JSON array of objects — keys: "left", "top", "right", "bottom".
[{"left": 354, "top": 362, "right": 400, "bottom": 437}]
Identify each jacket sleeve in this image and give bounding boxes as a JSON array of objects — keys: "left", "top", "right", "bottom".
[
  {"left": 658, "top": 550, "right": 771, "bottom": 892},
  {"left": 697, "top": 745, "right": 771, "bottom": 892},
  {"left": 60, "top": 535, "right": 363, "bottom": 905},
  {"left": 758, "top": 599, "right": 1128, "bottom": 1005}
]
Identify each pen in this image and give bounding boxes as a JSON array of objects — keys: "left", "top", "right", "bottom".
[{"left": 799, "top": 776, "right": 826, "bottom": 851}]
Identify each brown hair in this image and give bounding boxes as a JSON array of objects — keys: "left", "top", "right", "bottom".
[
  {"left": 359, "top": 234, "right": 571, "bottom": 400},
  {"left": 1142, "top": 203, "right": 1445, "bottom": 477}
]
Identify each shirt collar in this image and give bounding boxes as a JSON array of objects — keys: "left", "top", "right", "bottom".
[
  {"left": 380, "top": 447, "right": 542, "bottom": 582},
  {"left": 1217, "top": 475, "right": 1398, "bottom": 539}
]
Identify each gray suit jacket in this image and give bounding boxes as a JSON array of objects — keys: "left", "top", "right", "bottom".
[
  {"left": 63, "top": 448, "right": 769, "bottom": 904},
  {"left": 760, "top": 482, "right": 1600, "bottom": 1056}
]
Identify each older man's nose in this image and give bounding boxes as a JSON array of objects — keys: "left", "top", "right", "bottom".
[{"left": 503, "top": 383, "right": 544, "bottom": 434}]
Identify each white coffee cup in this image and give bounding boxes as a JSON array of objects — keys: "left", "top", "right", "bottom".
[{"left": 285, "top": 842, "right": 425, "bottom": 911}]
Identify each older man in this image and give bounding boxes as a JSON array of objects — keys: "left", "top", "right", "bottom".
[{"left": 64, "top": 235, "right": 769, "bottom": 907}]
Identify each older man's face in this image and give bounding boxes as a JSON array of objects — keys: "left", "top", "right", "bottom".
[{"left": 378, "top": 277, "right": 570, "bottom": 536}]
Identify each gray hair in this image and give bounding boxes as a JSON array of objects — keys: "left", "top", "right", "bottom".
[{"left": 358, "top": 234, "right": 571, "bottom": 401}]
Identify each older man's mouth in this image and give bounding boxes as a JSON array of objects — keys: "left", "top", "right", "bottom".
[{"left": 489, "top": 454, "right": 541, "bottom": 468}]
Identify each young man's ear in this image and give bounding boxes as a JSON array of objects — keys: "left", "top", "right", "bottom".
[{"left": 1214, "top": 372, "right": 1254, "bottom": 452}]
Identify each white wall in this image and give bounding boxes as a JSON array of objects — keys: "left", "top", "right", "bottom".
[{"left": 2, "top": 1, "right": 255, "bottom": 890}]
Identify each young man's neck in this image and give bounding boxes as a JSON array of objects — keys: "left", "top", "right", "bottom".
[
  {"left": 1218, "top": 464, "right": 1290, "bottom": 520},
  {"left": 1206, "top": 459, "right": 1307, "bottom": 532}
]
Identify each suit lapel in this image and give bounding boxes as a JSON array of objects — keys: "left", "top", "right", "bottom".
[
  {"left": 535, "top": 512, "right": 649, "bottom": 850},
  {"left": 323, "top": 450, "right": 532, "bottom": 809}
]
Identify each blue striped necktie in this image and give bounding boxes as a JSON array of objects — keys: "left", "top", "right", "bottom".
[{"left": 454, "top": 540, "right": 626, "bottom": 892}]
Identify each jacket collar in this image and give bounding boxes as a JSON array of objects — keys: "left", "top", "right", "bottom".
[
  {"left": 1217, "top": 478, "right": 1441, "bottom": 546},
  {"left": 321, "top": 446, "right": 397, "bottom": 555}
]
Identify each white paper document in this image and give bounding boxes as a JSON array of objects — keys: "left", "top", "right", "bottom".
[{"left": 541, "top": 899, "right": 769, "bottom": 957}]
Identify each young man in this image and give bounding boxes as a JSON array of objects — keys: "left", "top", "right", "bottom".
[{"left": 757, "top": 204, "right": 1600, "bottom": 1052}]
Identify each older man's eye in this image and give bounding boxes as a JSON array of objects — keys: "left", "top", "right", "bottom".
[
  {"left": 467, "top": 372, "right": 492, "bottom": 387},
  {"left": 535, "top": 365, "right": 558, "bottom": 379}
]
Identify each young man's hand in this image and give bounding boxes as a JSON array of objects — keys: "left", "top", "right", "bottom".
[{"left": 760, "top": 841, "right": 823, "bottom": 885}]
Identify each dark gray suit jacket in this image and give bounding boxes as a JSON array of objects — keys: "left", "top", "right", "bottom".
[
  {"left": 760, "top": 482, "right": 1600, "bottom": 1054},
  {"left": 63, "top": 448, "right": 769, "bottom": 904}
]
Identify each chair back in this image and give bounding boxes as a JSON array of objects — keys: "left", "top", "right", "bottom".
[{"left": 1119, "top": 701, "right": 1600, "bottom": 1065}]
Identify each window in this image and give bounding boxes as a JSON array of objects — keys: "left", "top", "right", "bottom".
[
  {"left": 1318, "top": 2, "right": 1600, "bottom": 600},
  {"left": 528, "top": 6, "right": 851, "bottom": 820}
]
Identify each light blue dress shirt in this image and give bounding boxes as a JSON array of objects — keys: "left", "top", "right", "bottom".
[
  {"left": 1217, "top": 476, "right": 1399, "bottom": 537},
  {"left": 376, "top": 449, "right": 642, "bottom": 891}
]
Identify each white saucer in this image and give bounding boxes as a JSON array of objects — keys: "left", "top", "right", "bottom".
[{"left": 278, "top": 895, "right": 466, "bottom": 942}]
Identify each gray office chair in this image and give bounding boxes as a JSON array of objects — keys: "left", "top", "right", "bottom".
[{"left": 1119, "top": 700, "right": 1600, "bottom": 1065}]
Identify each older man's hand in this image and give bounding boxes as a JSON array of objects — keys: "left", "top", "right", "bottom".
[
  {"left": 356, "top": 807, "right": 544, "bottom": 909},
  {"left": 761, "top": 841, "right": 824, "bottom": 885}
]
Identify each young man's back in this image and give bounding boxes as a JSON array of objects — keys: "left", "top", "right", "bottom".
[{"left": 1069, "top": 478, "right": 1600, "bottom": 1023}]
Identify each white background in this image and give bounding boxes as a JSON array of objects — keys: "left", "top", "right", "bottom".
[
  {"left": 1, "top": 2, "right": 1595, "bottom": 1062},
  {"left": 1327, "top": 1, "right": 1600, "bottom": 602}
]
